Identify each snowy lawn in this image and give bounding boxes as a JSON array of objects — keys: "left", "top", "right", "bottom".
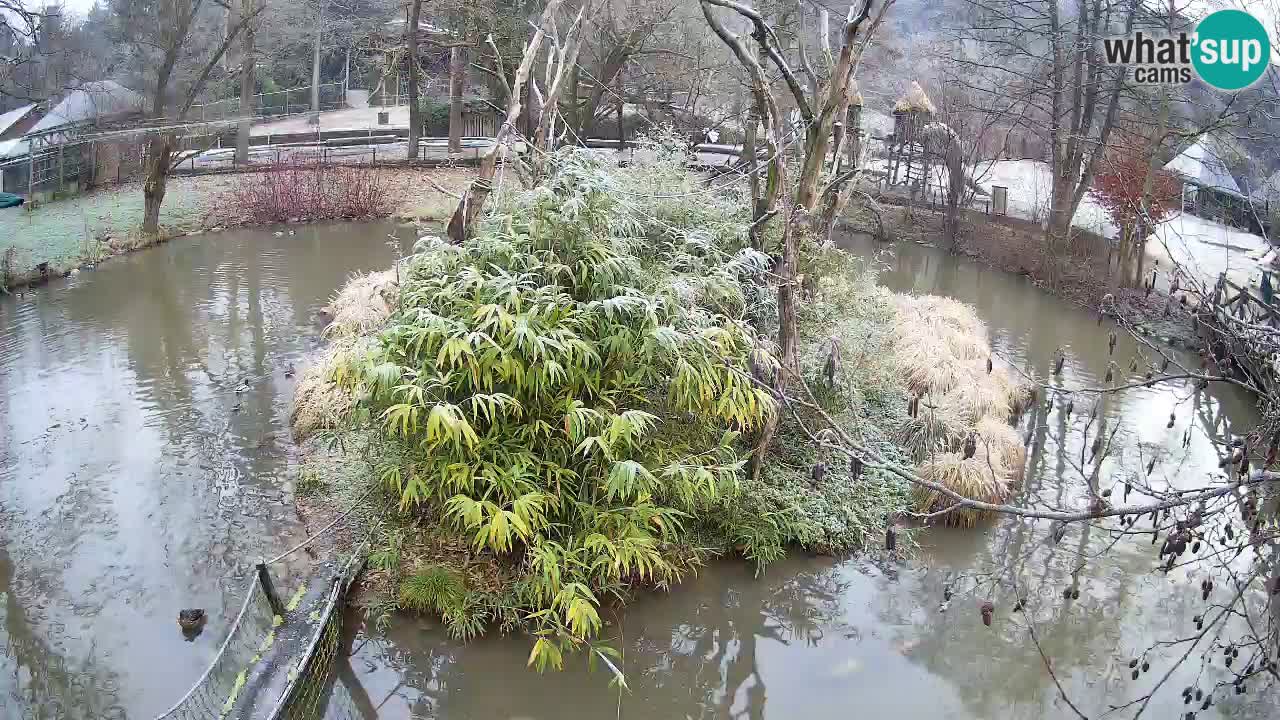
[
  {"left": 867, "top": 157, "right": 1117, "bottom": 237},
  {"left": 0, "top": 176, "right": 227, "bottom": 281},
  {"left": 1144, "top": 212, "right": 1274, "bottom": 292}
]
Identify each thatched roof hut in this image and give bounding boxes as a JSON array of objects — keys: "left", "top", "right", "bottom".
[{"left": 893, "top": 81, "right": 936, "bottom": 115}]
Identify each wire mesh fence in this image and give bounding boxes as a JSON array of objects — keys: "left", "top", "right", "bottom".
[
  {"left": 147, "top": 514, "right": 370, "bottom": 720},
  {"left": 270, "top": 549, "right": 368, "bottom": 720},
  {"left": 272, "top": 578, "right": 343, "bottom": 720},
  {"left": 154, "top": 577, "right": 279, "bottom": 720}
]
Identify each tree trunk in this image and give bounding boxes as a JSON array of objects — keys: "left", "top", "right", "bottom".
[
  {"left": 1132, "top": 83, "right": 1171, "bottom": 288},
  {"left": 235, "top": 0, "right": 256, "bottom": 164},
  {"left": 406, "top": 0, "right": 423, "bottom": 160},
  {"left": 741, "top": 31, "right": 768, "bottom": 250},
  {"left": 310, "top": 0, "right": 324, "bottom": 114},
  {"left": 741, "top": 105, "right": 763, "bottom": 248},
  {"left": 1047, "top": 172, "right": 1074, "bottom": 250},
  {"left": 565, "top": 66, "right": 580, "bottom": 139},
  {"left": 448, "top": 46, "right": 465, "bottom": 155},
  {"left": 142, "top": 135, "right": 173, "bottom": 237},
  {"left": 447, "top": 0, "right": 565, "bottom": 242},
  {"left": 615, "top": 69, "right": 624, "bottom": 148}
]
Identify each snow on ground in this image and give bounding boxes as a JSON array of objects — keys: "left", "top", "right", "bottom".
[
  {"left": 973, "top": 160, "right": 1116, "bottom": 237},
  {"left": 866, "top": 153, "right": 1277, "bottom": 291},
  {"left": 866, "top": 157, "right": 1117, "bottom": 237},
  {"left": 1145, "top": 212, "right": 1274, "bottom": 292},
  {"left": 967, "top": 160, "right": 1277, "bottom": 293}
]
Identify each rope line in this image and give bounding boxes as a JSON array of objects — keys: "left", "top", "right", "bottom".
[{"left": 265, "top": 483, "right": 379, "bottom": 566}]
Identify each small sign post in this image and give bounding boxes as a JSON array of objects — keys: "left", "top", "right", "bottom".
[{"left": 992, "top": 185, "right": 1009, "bottom": 216}]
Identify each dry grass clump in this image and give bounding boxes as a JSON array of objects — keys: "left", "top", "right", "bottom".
[
  {"left": 944, "top": 380, "right": 1015, "bottom": 425},
  {"left": 290, "top": 338, "right": 358, "bottom": 439},
  {"left": 913, "top": 450, "right": 1011, "bottom": 528},
  {"left": 326, "top": 269, "right": 399, "bottom": 338},
  {"left": 975, "top": 415, "right": 1027, "bottom": 481},
  {"left": 292, "top": 269, "right": 401, "bottom": 439},
  {"left": 890, "top": 293, "right": 1033, "bottom": 521},
  {"left": 894, "top": 405, "right": 967, "bottom": 458}
]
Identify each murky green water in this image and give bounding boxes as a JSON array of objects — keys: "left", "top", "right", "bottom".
[
  {"left": 0, "top": 222, "right": 415, "bottom": 718},
  {"left": 1, "top": 224, "right": 1274, "bottom": 718}
]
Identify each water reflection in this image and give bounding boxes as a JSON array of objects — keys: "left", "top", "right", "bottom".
[
  {"left": 343, "top": 559, "right": 974, "bottom": 720},
  {"left": 334, "top": 234, "right": 1274, "bottom": 719},
  {"left": 0, "top": 221, "right": 414, "bottom": 718}
]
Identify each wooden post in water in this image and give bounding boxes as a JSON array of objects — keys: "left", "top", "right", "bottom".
[{"left": 257, "top": 561, "right": 285, "bottom": 614}]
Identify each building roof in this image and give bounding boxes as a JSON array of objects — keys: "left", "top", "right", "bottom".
[
  {"left": 0, "top": 104, "right": 38, "bottom": 137},
  {"left": 1164, "top": 135, "right": 1245, "bottom": 198},
  {"left": 0, "top": 138, "right": 28, "bottom": 161},
  {"left": 26, "top": 81, "right": 145, "bottom": 135}
]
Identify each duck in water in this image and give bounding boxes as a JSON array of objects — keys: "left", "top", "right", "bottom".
[{"left": 179, "top": 609, "right": 207, "bottom": 641}]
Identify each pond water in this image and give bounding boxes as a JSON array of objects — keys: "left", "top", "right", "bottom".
[
  {"left": 0, "top": 222, "right": 415, "bottom": 719},
  {"left": 1, "top": 223, "right": 1274, "bottom": 719}
]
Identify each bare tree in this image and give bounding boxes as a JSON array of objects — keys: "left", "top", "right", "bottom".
[
  {"left": 947, "top": 0, "right": 1137, "bottom": 257},
  {"left": 406, "top": 0, "right": 423, "bottom": 159},
  {"left": 699, "top": 0, "right": 880, "bottom": 478},
  {"left": 109, "top": 0, "right": 262, "bottom": 235},
  {"left": 0, "top": 2, "right": 48, "bottom": 100},
  {"left": 235, "top": 0, "right": 261, "bottom": 164},
  {"left": 309, "top": 0, "right": 325, "bottom": 114},
  {"left": 565, "top": 0, "right": 676, "bottom": 139},
  {"left": 448, "top": 43, "right": 465, "bottom": 153},
  {"left": 446, "top": 0, "right": 569, "bottom": 242},
  {"left": 0, "top": 3, "right": 100, "bottom": 106}
]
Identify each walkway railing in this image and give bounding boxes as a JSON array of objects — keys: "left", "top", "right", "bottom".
[{"left": 188, "top": 83, "right": 347, "bottom": 123}]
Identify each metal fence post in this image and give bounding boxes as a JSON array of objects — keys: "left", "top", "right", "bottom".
[{"left": 257, "top": 561, "right": 285, "bottom": 615}]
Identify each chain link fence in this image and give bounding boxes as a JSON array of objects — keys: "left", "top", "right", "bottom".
[{"left": 153, "top": 577, "right": 279, "bottom": 720}]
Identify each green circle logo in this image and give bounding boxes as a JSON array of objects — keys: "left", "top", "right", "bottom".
[{"left": 1192, "top": 9, "right": 1271, "bottom": 91}]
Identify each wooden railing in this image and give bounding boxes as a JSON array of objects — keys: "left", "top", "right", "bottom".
[{"left": 1210, "top": 274, "right": 1279, "bottom": 326}]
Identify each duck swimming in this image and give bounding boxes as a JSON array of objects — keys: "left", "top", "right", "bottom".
[{"left": 178, "top": 608, "right": 207, "bottom": 637}]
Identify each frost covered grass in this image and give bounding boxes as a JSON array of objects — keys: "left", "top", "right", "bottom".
[
  {"left": 0, "top": 175, "right": 229, "bottom": 286},
  {"left": 745, "top": 251, "right": 917, "bottom": 554}
]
